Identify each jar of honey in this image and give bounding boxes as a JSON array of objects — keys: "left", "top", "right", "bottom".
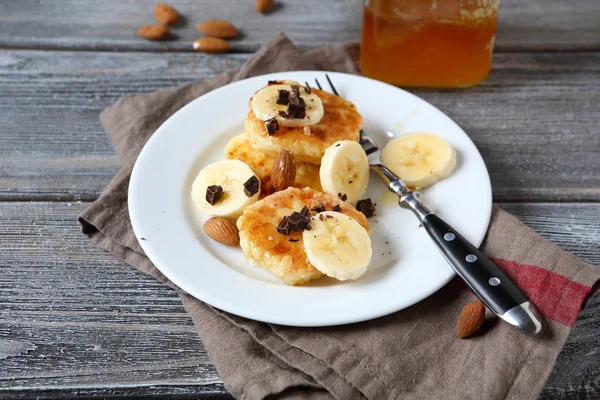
[{"left": 360, "top": 0, "right": 499, "bottom": 87}]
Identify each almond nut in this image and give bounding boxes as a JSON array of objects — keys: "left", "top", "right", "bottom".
[
  {"left": 271, "top": 149, "right": 296, "bottom": 191},
  {"left": 154, "top": 3, "right": 178, "bottom": 25},
  {"left": 203, "top": 217, "right": 240, "bottom": 247},
  {"left": 193, "top": 37, "right": 231, "bottom": 53},
  {"left": 137, "top": 25, "right": 170, "bottom": 41},
  {"left": 255, "top": 0, "right": 275, "bottom": 13},
  {"left": 457, "top": 300, "right": 486, "bottom": 339},
  {"left": 197, "top": 20, "right": 237, "bottom": 39}
]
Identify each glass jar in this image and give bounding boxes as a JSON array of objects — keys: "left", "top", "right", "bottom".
[{"left": 360, "top": 0, "right": 499, "bottom": 87}]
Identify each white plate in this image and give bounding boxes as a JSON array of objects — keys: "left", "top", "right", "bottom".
[{"left": 129, "top": 71, "right": 492, "bottom": 327}]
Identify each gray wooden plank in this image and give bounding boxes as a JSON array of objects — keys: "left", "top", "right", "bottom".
[
  {"left": 1, "top": 50, "right": 599, "bottom": 202},
  {"left": 1, "top": 0, "right": 599, "bottom": 52},
  {"left": 0, "top": 201, "right": 599, "bottom": 398}
]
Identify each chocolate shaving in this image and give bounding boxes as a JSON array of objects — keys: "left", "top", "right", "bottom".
[
  {"left": 319, "top": 214, "right": 325, "bottom": 221},
  {"left": 278, "top": 110, "right": 290, "bottom": 119},
  {"left": 326, "top": 215, "right": 334, "bottom": 219},
  {"left": 276, "top": 89, "right": 290, "bottom": 105},
  {"left": 311, "top": 204, "right": 326, "bottom": 213},
  {"left": 288, "top": 238, "right": 299, "bottom": 242},
  {"left": 205, "top": 185, "right": 223, "bottom": 205},
  {"left": 332, "top": 204, "right": 342, "bottom": 212},
  {"left": 264, "top": 118, "right": 279, "bottom": 135},
  {"left": 337, "top": 193, "right": 348, "bottom": 201},
  {"left": 356, "top": 198, "right": 377, "bottom": 218},
  {"left": 243, "top": 176, "right": 260, "bottom": 197},
  {"left": 268, "top": 80, "right": 282, "bottom": 85}
]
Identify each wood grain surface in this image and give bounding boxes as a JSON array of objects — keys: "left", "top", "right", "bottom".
[
  {"left": 2, "top": 0, "right": 600, "bottom": 398},
  {"left": 0, "top": 202, "right": 598, "bottom": 398},
  {"left": 1, "top": 0, "right": 599, "bottom": 52},
  {"left": 1, "top": 50, "right": 599, "bottom": 202}
]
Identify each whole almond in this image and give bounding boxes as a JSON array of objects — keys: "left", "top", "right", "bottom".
[
  {"left": 197, "top": 20, "right": 237, "bottom": 39},
  {"left": 457, "top": 300, "right": 486, "bottom": 339},
  {"left": 137, "top": 25, "right": 170, "bottom": 41},
  {"left": 193, "top": 37, "right": 231, "bottom": 53},
  {"left": 255, "top": 0, "right": 275, "bottom": 13},
  {"left": 154, "top": 3, "right": 178, "bottom": 25},
  {"left": 204, "top": 217, "right": 240, "bottom": 247},
  {"left": 271, "top": 149, "right": 296, "bottom": 191}
]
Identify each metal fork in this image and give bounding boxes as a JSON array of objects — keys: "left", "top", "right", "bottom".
[{"left": 315, "top": 75, "right": 543, "bottom": 335}]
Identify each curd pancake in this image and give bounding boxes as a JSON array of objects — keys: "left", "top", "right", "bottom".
[
  {"left": 224, "top": 133, "right": 322, "bottom": 197},
  {"left": 237, "top": 187, "right": 370, "bottom": 285},
  {"left": 245, "top": 88, "right": 363, "bottom": 164}
]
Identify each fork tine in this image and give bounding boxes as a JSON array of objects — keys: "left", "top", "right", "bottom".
[
  {"left": 325, "top": 74, "right": 339, "bottom": 96},
  {"left": 305, "top": 81, "right": 311, "bottom": 89},
  {"left": 314, "top": 79, "right": 323, "bottom": 90}
]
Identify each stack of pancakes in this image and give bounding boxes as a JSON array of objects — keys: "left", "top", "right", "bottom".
[{"left": 231, "top": 85, "right": 366, "bottom": 285}]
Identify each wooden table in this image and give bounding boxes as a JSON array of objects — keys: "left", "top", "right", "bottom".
[{"left": 1, "top": 0, "right": 599, "bottom": 398}]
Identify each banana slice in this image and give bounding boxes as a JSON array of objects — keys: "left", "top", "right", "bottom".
[
  {"left": 191, "top": 160, "right": 260, "bottom": 219},
  {"left": 381, "top": 132, "right": 457, "bottom": 189},
  {"left": 302, "top": 211, "right": 372, "bottom": 281},
  {"left": 319, "top": 140, "right": 369, "bottom": 205},
  {"left": 251, "top": 82, "right": 324, "bottom": 127}
]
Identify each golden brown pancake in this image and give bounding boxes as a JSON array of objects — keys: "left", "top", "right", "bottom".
[
  {"left": 237, "top": 187, "right": 370, "bottom": 285},
  {"left": 245, "top": 88, "right": 363, "bottom": 164},
  {"left": 224, "top": 133, "right": 322, "bottom": 198}
]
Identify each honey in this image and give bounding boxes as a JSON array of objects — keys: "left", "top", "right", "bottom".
[{"left": 360, "top": 0, "right": 499, "bottom": 87}]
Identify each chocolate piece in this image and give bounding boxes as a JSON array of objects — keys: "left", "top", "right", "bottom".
[
  {"left": 290, "top": 85, "right": 300, "bottom": 97},
  {"left": 276, "top": 217, "right": 291, "bottom": 235},
  {"left": 276, "top": 89, "right": 290, "bottom": 105},
  {"left": 356, "top": 198, "right": 377, "bottom": 218},
  {"left": 288, "top": 238, "right": 299, "bottom": 242},
  {"left": 264, "top": 118, "right": 279, "bottom": 135},
  {"left": 311, "top": 204, "right": 326, "bottom": 213},
  {"left": 288, "top": 103, "right": 306, "bottom": 119},
  {"left": 319, "top": 214, "right": 325, "bottom": 221},
  {"left": 337, "top": 193, "right": 347, "bottom": 201},
  {"left": 205, "top": 185, "right": 223, "bottom": 205},
  {"left": 277, "top": 206, "right": 312, "bottom": 235},
  {"left": 243, "top": 176, "right": 260, "bottom": 197},
  {"left": 268, "top": 80, "right": 282, "bottom": 85},
  {"left": 332, "top": 204, "right": 342, "bottom": 212},
  {"left": 278, "top": 110, "right": 290, "bottom": 119},
  {"left": 300, "top": 205, "right": 311, "bottom": 219},
  {"left": 326, "top": 215, "right": 334, "bottom": 219},
  {"left": 284, "top": 85, "right": 306, "bottom": 119}
]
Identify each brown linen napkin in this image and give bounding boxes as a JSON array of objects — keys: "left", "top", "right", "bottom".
[{"left": 79, "top": 33, "right": 600, "bottom": 400}]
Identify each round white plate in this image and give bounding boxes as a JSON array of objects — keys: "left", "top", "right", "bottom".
[{"left": 129, "top": 71, "right": 492, "bottom": 327}]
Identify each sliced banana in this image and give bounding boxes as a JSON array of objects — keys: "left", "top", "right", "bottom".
[
  {"left": 251, "top": 82, "right": 324, "bottom": 127},
  {"left": 319, "top": 140, "right": 369, "bottom": 205},
  {"left": 302, "top": 211, "right": 372, "bottom": 281},
  {"left": 381, "top": 132, "right": 457, "bottom": 189},
  {"left": 191, "top": 160, "right": 260, "bottom": 219}
]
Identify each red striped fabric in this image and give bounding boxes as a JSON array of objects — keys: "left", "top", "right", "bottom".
[{"left": 493, "top": 258, "right": 592, "bottom": 327}]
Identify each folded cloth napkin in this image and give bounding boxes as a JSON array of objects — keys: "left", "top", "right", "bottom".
[{"left": 79, "top": 33, "right": 600, "bottom": 400}]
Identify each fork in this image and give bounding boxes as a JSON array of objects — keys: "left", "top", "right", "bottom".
[{"left": 314, "top": 75, "right": 543, "bottom": 335}]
